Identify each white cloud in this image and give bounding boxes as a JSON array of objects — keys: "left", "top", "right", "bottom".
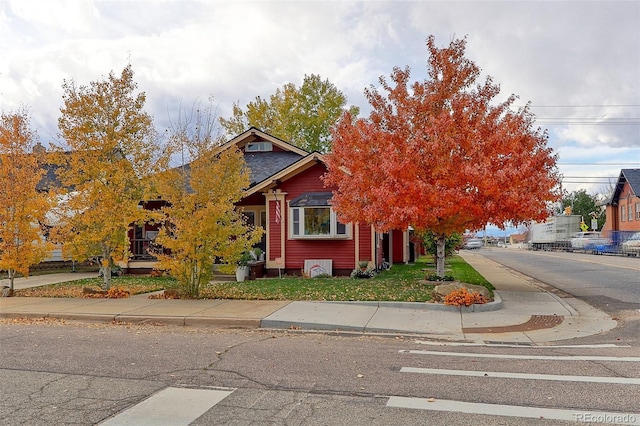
[{"left": 1, "top": 0, "right": 638, "bottom": 192}]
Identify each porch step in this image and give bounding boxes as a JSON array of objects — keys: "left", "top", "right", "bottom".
[{"left": 212, "top": 273, "right": 236, "bottom": 282}]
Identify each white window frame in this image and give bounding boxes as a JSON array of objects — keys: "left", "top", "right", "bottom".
[
  {"left": 289, "top": 206, "right": 351, "bottom": 239},
  {"left": 636, "top": 202, "right": 640, "bottom": 220},
  {"left": 243, "top": 208, "right": 267, "bottom": 227},
  {"left": 245, "top": 141, "right": 273, "bottom": 152}
]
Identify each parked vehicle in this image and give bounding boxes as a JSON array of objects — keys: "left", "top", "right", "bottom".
[
  {"left": 621, "top": 232, "right": 640, "bottom": 257},
  {"left": 463, "top": 238, "right": 483, "bottom": 249},
  {"left": 529, "top": 215, "right": 581, "bottom": 251},
  {"left": 571, "top": 232, "right": 613, "bottom": 253}
]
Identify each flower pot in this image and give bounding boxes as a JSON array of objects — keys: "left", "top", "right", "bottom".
[{"left": 235, "top": 266, "right": 247, "bottom": 282}]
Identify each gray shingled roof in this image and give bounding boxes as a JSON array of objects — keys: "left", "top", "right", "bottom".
[
  {"left": 289, "top": 192, "right": 332, "bottom": 207},
  {"left": 622, "top": 169, "right": 640, "bottom": 195},
  {"left": 37, "top": 163, "right": 61, "bottom": 191},
  {"left": 609, "top": 168, "right": 640, "bottom": 204},
  {"left": 244, "top": 151, "right": 304, "bottom": 186}
]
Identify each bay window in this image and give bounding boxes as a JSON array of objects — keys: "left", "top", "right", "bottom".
[{"left": 289, "top": 192, "right": 350, "bottom": 239}]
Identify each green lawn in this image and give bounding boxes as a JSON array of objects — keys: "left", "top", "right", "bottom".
[{"left": 15, "top": 255, "right": 493, "bottom": 301}]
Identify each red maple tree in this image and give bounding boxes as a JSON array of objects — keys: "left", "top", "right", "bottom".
[{"left": 324, "top": 36, "right": 560, "bottom": 276}]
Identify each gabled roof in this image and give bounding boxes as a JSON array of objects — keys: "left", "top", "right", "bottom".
[
  {"left": 609, "top": 169, "right": 640, "bottom": 205},
  {"left": 246, "top": 152, "right": 326, "bottom": 196},
  {"left": 216, "top": 127, "right": 309, "bottom": 157},
  {"left": 215, "top": 127, "right": 310, "bottom": 187}
]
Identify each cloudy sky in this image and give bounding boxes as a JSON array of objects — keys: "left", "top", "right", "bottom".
[{"left": 1, "top": 0, "right": 639, "bottom": 197}]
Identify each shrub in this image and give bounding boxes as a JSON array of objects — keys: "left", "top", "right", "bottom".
[
  {"left": 444, "top": 288, "right": 486, "bottom": 307},
  {"left": 426, "top": 273, "right": 454, "bottom": 282},
  {"left": 351, "top": 268, "right": 376, "bottom": 279},
  {"left": 106, "top": 286, "right": 130, "bottom": 299},
  {"left": 313, "top": 273, "right": 333, "bottom": 279}
]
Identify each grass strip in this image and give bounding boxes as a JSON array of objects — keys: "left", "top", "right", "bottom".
[{"left": 14, "top": 255, "right": 493, "bottom": 301}]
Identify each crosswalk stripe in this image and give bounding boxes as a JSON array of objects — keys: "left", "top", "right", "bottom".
[
  {"left": 401, "top": 367, "right": 640, "bottom": 385},
  {"left": 401, "top": 349, "right": 640, "bottom": 362},
  {"left": 386, "top": 396, "right": 640, "bottom": 425},
  {"left": 100, "top": 387, "right": 234, "bottom": 426}
]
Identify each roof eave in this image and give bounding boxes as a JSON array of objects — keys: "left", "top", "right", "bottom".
[{"left": 245, "top": 153, "right": 326, "bottom": 197}]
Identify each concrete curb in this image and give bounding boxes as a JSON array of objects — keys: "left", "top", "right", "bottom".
[
  {"left": 543, "top": 292, "right": 579, "bottom": 316},
  {"left": 0, "top": 311, "right": 264, "bottom": 329}
]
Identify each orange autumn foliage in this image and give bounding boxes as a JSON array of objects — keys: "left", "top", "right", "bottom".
[
  {"left": 444, "top": 288, "right": 487, "bottom": 307},
  {"left": 324, "top": 36, "right": 560, "bottom": 238},
  {"left": 0, "top": 109, "right": 54, "bottom": 292}
]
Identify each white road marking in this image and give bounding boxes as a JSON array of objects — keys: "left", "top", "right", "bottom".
[
  {"left": 387, "top": 396, "right": 640, "bottom": 425},
  {"left": 401, "top": 367, "right": 640, "bottom": 385},
  {"left": 100, "top": 387, "right": 234, "bottom": 426},
  {"left": 414, "top": 340, "right": 629, "bottom": 348},
  {"left": 401, "top": 349, "right": 640, "bottom": 362}
]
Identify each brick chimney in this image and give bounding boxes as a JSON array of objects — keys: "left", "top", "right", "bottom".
[{"left": 32, "top": 142, "right": 46, "bottom": 154}]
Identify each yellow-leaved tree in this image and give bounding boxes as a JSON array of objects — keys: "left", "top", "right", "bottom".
[
  {"left": 52, "top": 64, "right": 159, "bottom": 289},
  {"left": 0, "top": 109, "right": 54, "bottom": 294},
  {"left": 153, "top": 102, "right": 263, "bottom": 298}
]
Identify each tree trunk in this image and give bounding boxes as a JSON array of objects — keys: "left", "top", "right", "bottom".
[
  {"left": 436, "top": 234, "right": 446, "bottom": 278},
  {"left": 8, "top": 269, "right": 15, "bottom": 294},
  {"left": 101, "top": 250, "right": 112, "bottom": 290}
]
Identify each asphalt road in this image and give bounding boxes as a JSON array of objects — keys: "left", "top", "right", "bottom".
[
  {"left": 1, "top": 320, "right": 640, "bottom": 425},
  {"left": 476, "top": 248, "right": 640, "bottom": 310},
  {"left": 475, "top": 248, "right": 640, "bottom": 348}
]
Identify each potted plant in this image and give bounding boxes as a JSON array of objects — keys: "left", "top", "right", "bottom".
[
  {"left": 235, "top": 251, "right": 252, "bottom": 282},
  {"left": 358, "top": 260, "right": 369, "bottom": 271},
  {"left": 253, "top": 247, "right": 265, "bottom": 262}
]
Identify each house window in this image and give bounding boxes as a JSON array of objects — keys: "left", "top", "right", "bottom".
[
  {"left": 244, "top": 211, "right": 256, "bottom": 225},
  {"left": 290, "top": 206, "right": 349, "bottom": 238},
  {"left": 630, "top": 204, "right": 634, "bottom": 221},
  {"left": 245, "top": 141, "right": 272, "bottom": 152},
  {"left": 621, "top": 205, "right": 626, "bottom": 222},
  {"left": 288, "top": 191, "right": 350, "bottom": 239},
  {"left": 636, "top": 203, "right": 640, "bottom": 220}
]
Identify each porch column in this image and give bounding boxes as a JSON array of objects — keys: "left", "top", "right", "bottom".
[{"left": 265, "top": 190, "right": 287, "bottom": 270}]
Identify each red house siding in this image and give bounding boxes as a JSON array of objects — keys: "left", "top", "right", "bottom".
[
  {"left": 268, "top": 163, "right": 366, "bottom": 275},
  {"left": 358, "top": 223, "right": 373, "bottom": 263},
  {"left": 604, "top": 182, "right": 640, "bottom": 234},
  {"left": 618, "top": 184, "right": 640, "bottom": 232},
  {"left": 279, "top": 163, "right": 327, "bottom": 198},
  {"left": 238, "top": 192, "right": 264, "bottom": 207}
]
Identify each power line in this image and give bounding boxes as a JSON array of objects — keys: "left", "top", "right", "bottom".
[
  {"left": 518, "top": 104, "right": 640, "bottom": 108},
  {"left": 558, "top": 163, "right": 639, "bottom": 166},
  {"left": 537, "top": 122, "right": 639, "bottom": 126}
]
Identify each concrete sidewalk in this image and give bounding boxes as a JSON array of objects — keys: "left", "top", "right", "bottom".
[{"left": 0, "top": 253, "right": 617, "bottom": 344}]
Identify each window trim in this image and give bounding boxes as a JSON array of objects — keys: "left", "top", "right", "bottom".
[
  {"left": 245, "top": 141, "right": 273, "bottom": 152},
  {"left": 289, "top": 206, "right": 351, "bottom": 240}
]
